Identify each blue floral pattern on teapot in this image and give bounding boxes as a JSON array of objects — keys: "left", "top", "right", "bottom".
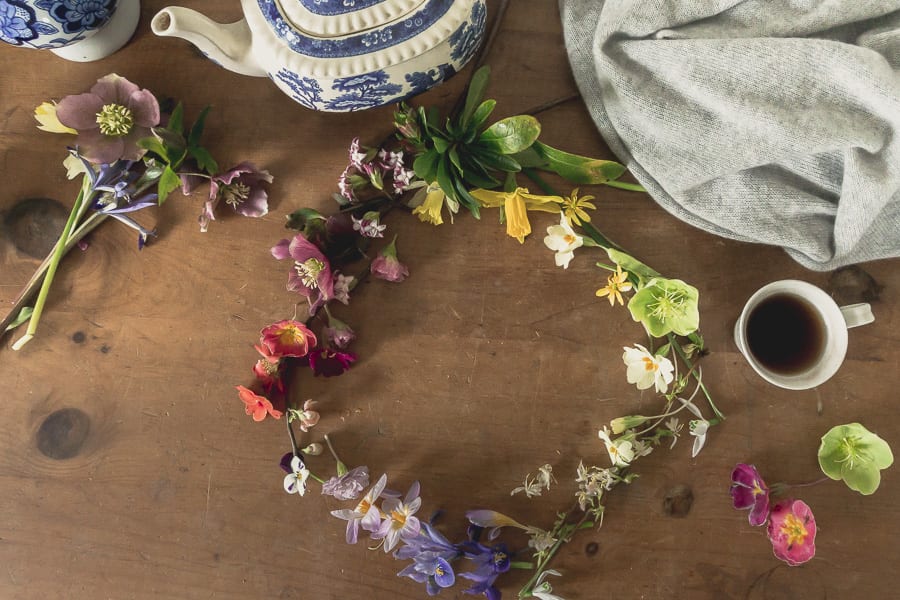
[{"left": 0, "top": 0, "right": 116, "bottom": 48}]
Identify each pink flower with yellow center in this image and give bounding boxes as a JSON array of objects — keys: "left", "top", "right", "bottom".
[
  {"left": 767, "top": 499, "right": 816, "bottom": 566},
  {"left": 236, "top": 385, "right": 283, "bottom": 422},
  {"left": 260, "top": 320, "right": 317, "bottom": 358}
]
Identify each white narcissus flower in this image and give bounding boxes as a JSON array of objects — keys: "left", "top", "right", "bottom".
[
  {"left": 622, "top": 344, "right": 675, "bottom": 393},
  {"left": 543, "top": 213, "right": 583, "bottom": 269},
  {"left": 598, "top": 426, "right": 634, "bottom": 467}
]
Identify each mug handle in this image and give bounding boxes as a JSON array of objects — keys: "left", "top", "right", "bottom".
[{"left": 840, "top": 303, "right": 875, "bottom": 329}]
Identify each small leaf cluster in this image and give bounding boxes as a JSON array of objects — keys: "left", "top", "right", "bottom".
[
  {"left": 137, "top": 103, "right": 219, "bottom": 204},
  {"left": 394, "top": 66, "right": 631, "bottom": 218}
]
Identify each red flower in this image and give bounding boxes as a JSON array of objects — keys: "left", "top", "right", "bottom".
[
  {"left": 252, "top": 344, "right": 283, "bottom": 391},
  {"left": 309, "top": 348, "right": 357, "bottom": 377},
  {"left": 260, "top": 320, "right": 317, "bottom": 358},
  {"left": 236, "top": 385, "right": 283, "bottom": 422}
]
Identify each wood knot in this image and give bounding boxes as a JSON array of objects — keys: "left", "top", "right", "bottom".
[
  {"left": 3, "top": 197, "right": 68, "bottom": 259},
  {"left": 828, "top": 265, "right": 882, "bottom": 305},
  {"left": 663, "top": 484, "right": 694, "bottom": 517},
  {"left": 36, "top": 408, "right": 91, "bottom": 460},
  {"left": 584, "top": 541, "right": 599, "bottom": 556}
]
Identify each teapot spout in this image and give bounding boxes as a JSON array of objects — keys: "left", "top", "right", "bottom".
[{"left": 151, "top": 7, "right": 266, "bottom": 77}]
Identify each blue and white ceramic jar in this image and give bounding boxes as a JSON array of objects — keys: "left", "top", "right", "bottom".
[
  {"left": 152, "top": 0, "right": 487, "bottom": 112},
  {"left": 0, "top": 0, "right": 140, "bottom": 61}
]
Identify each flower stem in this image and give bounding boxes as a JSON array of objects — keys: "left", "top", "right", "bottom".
[
  {"left": 669, "top": 334, "right": 724, "bottom": 421},
  {"left": 603, "top": 180, "right": 645, "bottom": 192},
  {"left": 11, "top": 186, "right": 88, "bottom": 350}
]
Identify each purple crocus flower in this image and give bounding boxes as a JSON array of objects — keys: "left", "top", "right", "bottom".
[
  {"left": 56, "top": 74, "right": 160, "bottom": 164},
  {"left": 371, "top": 480, "right": 422, "bottom": 553},
  {"left": 730, "top": 463, "right": 770, "bottom": 526},
  {"left": 395, "top": 523, "right": 461, "bottom": 595},
  {"left": 200, "top": 162, "right": 272, "bottom": 232},
  {"left": 331, "top": 473, "right": 388, "bottom": 544},
  {"left": 271, "top": 233, "right": 335, "bottom": 315},
  {"left": 322, "top": 466, "right": 370, "bottom": 501},
  {"left": 458, "top": 541, "right": 511, "bottom": 600}
]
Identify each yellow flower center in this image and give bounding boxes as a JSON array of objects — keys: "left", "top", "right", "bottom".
[
  {"left": 278, "top": 324, "right": 307, "bottom": 346},
  {"left": 96, "top": 103, "right": 134, "bottom": 137},
  {"left": 391, "top": 509, "right": 407, "bottom": 527},
  {"left": 780, "top": 513, "right": 808, "bottom": 547},
  {"left": 642, "top": 357, "right": 658, "bottom": 372},
  {"left": 563, "top": 234, "right": 576, "bottom": 245},
  {"left": 223, "top": 182, "right": 251, "bottom": 207}
]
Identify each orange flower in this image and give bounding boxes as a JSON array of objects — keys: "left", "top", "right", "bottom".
[
  {"left": 236, "top": 385, "right": 283, "bottom": 422},
  {"left": 260, "top": 319, "right": 317, "bottom": 358}
]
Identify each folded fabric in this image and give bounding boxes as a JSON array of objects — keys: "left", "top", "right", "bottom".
[{"left": 559, "top": 0, "right": 900, "bottom": 271}]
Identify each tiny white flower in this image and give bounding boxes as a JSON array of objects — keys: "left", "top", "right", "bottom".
[
  {"left": 532, "top": 569, "right": 566, "bottom": 600},
  {"left": 527, "top": 528, "right": 557, "bottom": 554},
  {"left": 511, "top": 463, "right": 556, "bottom": 498},
  {"left": 283, "top": 455, "right": 310, "bottom": 495},
  {"left": 689, "top": 419, "right": 709, "bottom": 457},
  {"left": 622, "top": 344, "right": 675, "bottom": 393},
  {"left": 665, "top": 417, "right": 683, "bottom": 449},
  {"left": 598, "top": 426, "right": 634, "bottom": 467},
  {"left": 543, "top": 213, "right": 583, "bottom": 269}
]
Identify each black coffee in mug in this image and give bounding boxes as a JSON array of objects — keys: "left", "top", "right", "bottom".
[{"left": 745, "top": 293, "right": 827, "bottom": 375}]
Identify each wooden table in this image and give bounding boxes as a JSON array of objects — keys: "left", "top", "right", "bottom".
[{"left": 2, "top": 2, "right": 898, "bottom": 598}]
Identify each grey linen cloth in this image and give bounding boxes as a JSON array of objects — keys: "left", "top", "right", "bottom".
[{"left": 559, "top": 0, "right": 900, "bottom": 270}]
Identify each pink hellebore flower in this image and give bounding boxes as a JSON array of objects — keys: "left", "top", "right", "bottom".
[
  {"left": 236, "top": 385, "right": 283, "bottom": 422},
  {"left": 260, "top": 320, "right": 317, "bottom": 358},
  {"left": 200, "top": 162, "right": 272, "bottom": 232},
  {"left": 56, "top": 73, "right": 160, "bottom": 164},
  {"left": 331, "top": 473, "right": 388, "bottom": 544},
  {"left": 370, "top": 236, "right": 409, "bottom": 283},
  {"left": 730, "top": 463, "right": 770, "bottom": 526},
  {"left": 272, "top": 234, "right": 335, "bottom": 314},
  {"left": 767, "top": 499, "right": 816, "bottom": 566}
]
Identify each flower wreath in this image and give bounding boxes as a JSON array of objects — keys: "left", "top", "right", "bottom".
[
  {"left": 236, "top": 66, "right": 725, "bottom": 600},
  {"left": 8, "top": 69, "right": 891, "bottom": 600}
]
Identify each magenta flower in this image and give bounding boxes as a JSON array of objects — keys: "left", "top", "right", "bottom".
[
  {"left": 730, "top": 463, "right": 770, "bottom": 526},
  {"left": 200, "top": 162, "right": 272, "bottom": 232},
  {"left": 272, "top": 234, "right": 335, "bottom": 314},
  {"left": 371, "top": 236, "right": 409, "bottom": 283},
  {"left": 767, "top": 499, "right": 816, "bottom": 566},
  {"left": 309, "top": 348, "right": 356, "bottom": 377},
  {"left": 56, "top": 73, "right": 160, "bottom": 164}
]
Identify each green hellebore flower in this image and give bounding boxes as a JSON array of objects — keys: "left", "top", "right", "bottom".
[
  {"left": 818, "top": 423, "right": 893, "bottom": 495},
  {"left": 627, "top": 278, "right": 700, "bottom": 338}
]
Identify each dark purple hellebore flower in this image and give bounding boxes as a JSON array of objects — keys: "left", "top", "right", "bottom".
[
  {"left": 308, "top": 348, "right": 356, "bottom": 377},
  {"left": 56, "top": 74, "right": 160, "bottom": 164},
  {"left": 730, "top": 463, "right": 770, "bottom": 527},
  {"left": 200, "top": 162, "right": 272, "bottom": 232}
]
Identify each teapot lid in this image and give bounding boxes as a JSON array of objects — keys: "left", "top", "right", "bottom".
[{"left": 273, "top": 0, "right": 427, "bottom": 38}]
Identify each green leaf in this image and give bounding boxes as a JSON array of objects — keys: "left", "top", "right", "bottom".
[
  {"left": 460, "top": 65, "right": 491, "bottom": 128},
  {"left": 453, "top": 175, "right": 480, "bottom": 219},
  {"left": 468, "top": 99, "right": 496, "bottom": 133},
  {"left": 167, "top": 102, "right": 184, "bottom": 135},
  {"left": 459, "top": 155, "right": 501, "bottom": 189},
  {"left": 606, "top": 248, "right": 661, "bottom": 285},
  {"left": 469, "top": 146, "right": 522, "bottom": 172},
  {"left": 479, "top": 116, "right": 542, "bottom": 155},
  {"left": 533, "top": 141, "right": 627, "bottom": 184},
  {"left": 654, "top": 342, "right": 671, "bottom": 357},
  {"left": 189, "top": 146, "right": 218, "bottom": 175},
  {"left": 4, "top": 306, "right": 33, "bottom": 332},
  {"left": 188, "top": 105, "right": 212, "bottom": 147},
  {"left": 448, "top": 147, "right": 463, "bottom": 175},
  {"left": 509, "top": 146, "right": 548, "bottom": 168},
  {"left": 433, "top": 135, "right": 450, "bottom": 154},
  {"left": 157, "top": 166, "right": 182, "bottom": 205},
  {"left": 136, "top": 136, "right": 170, "bottom": 162},
  {"left": 436, "top": 156, "right": 457, "bottom": 203},
  {"left": 413, "top": 149, "right": 440, "bottom": 182}
]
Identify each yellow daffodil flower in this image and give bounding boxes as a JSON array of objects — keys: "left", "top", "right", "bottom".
[
  {"left": 595, "top": 266, "right": 633, "bottom": 306},
  {"left": 560, "top": 188, "right": 596, "bottom": 226},
  {"left": 411, "top": 183, "right": 446, "bottom": 225},
  {"left": 34, "top": 102, "right": 77, "bottom": 134},
  {"left": 470, "top": 187, "right": 561, "bottom": 243}
]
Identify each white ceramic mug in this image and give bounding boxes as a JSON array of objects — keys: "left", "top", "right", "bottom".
[{"left": 733, "top": 280, "right": 874, "bottom": 390}]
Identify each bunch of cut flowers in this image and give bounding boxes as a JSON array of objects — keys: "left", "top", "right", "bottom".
[
  {"left": 236, "top": 66, "right": 725, "bottom": 600},
  {"left": 2, "top": 73, "right": 272, "bottom": 350}
]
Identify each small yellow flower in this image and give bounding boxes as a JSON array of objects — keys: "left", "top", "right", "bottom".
[
  {"left": 411, "top": 183, "right": 445, "bottom": 225},
  {"left": 470, "top": 187, "right": 561, "bottom": 243},
  {"left": 595, "top": 266, "right": 633, "bottom": 306},
  {"left": 34, "top": 102, "right": 77, "bottom": 134},
  {"left": 560, "top": 188, "right": 596, "bottom": 226}
]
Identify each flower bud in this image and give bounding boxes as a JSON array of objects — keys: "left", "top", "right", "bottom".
[{"left": 610, "top": 415, "right": 648, "bottom": 434}]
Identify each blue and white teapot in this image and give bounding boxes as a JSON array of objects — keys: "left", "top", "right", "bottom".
[{"left": 151, "top": 0, "right": 487, "bottom": 112}]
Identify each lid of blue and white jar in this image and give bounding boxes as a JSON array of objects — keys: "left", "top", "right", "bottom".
[{"left": 274, "top": 0, "right": 427, "bottom": 38}]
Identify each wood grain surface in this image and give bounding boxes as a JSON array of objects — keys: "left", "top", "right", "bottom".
[{"left": 2, "top": 2, "right": 898, "bottom": 599}]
